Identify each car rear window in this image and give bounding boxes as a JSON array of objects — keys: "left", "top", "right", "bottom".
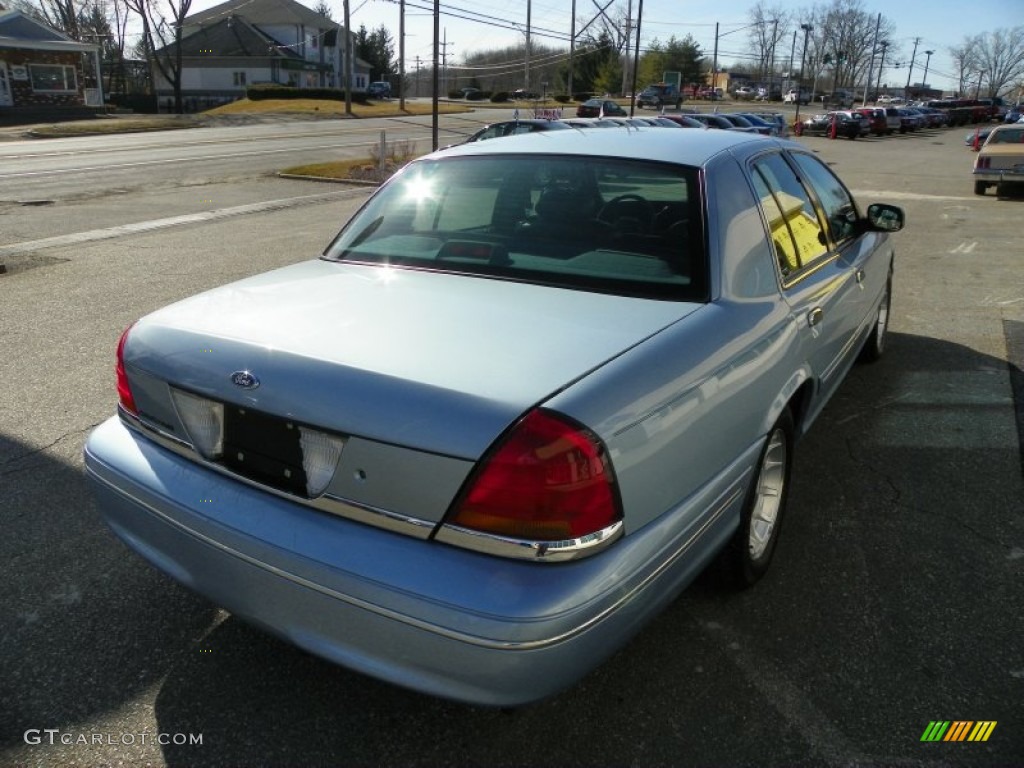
[{"left": 323, "top": 154, "right": 706, "bottom": 300}]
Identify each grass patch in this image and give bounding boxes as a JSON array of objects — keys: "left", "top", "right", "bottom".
[
  {"left": 28, "top": 116, "right": 197, "bottom": 137},
  {"left": 283, "top": 159, "right": 369, "bottom": 179},
  {"left": 205, "top": 98, "right": 469, "bottom": 118},
  {"left": 19, "top": 98, "right": 473, "bottom": 139},
  {"left": 283, "top": 137, "right": 424, "bottom": 182}
]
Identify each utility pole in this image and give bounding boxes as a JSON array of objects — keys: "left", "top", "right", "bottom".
[
  {"left": 862, "top": 12, "right": 880, "bottom": 105},
  {"left": 711, "top": 22, "right": 719, "bottom": 93},
  {"left": 794, "top": 23, "right": 813, "bottom": 124},
  {"left": 629, "top": 0, "right": 643, "bottom": 115},
  {"left": 874, "top": 40, "right": 889, "bottom": 100},
  {"left": 439, "top": 28, "right": 454, "bottom": 94},
  {"left": 568, "top": 0, "right": 576, "bottom": 96},
  {"left": 620, "top": 0, "right": 632, "bottom": 97},
  {"left": 768, "top": 18, "right": 778, "bottom": 96},
  {"left": 399, "top": 0, "right": 405, "bottom": 109},
  {"left": 343, "top": 0, "right": 352, "bottom": 115},
  {"left": 921, "top": 50, "right": 934, "bottom": 94},
  {"left": 904, "top": 36, "right": 920, "bottom": 99},
  {"left": 432, "top": 0, "right": 439, "bottom": 150},
  {"left": 787, "top": 29, "right": 796, "bottom": 94},
  {"left": 524, "top": 0, "right": 531, "bottom": 91}
]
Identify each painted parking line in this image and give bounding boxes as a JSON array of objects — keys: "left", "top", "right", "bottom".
[{"left": 0, "top": 188, "right": 370, "bottom": 258}]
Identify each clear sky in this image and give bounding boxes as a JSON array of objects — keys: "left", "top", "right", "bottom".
[{"left": 187, "top": 0, "right": 1024, "bottom": 93}]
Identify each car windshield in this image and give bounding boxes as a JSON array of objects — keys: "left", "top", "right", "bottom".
[{"left": 323, "top": 154, "right": 706, "bottom": 300}]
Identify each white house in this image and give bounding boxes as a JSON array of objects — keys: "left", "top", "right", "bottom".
[{"left": 153, "top": 0, "right": 371, "bottom": 111}]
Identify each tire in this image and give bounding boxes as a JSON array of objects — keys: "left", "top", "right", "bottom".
[
  {"left": 974, "top": 180, "right": 987, "bottom": 196},
  {"left": 859, "top": 270, "right": 892, "bottom": 363},
  {"left": 727, "top": 408, "right": 794, "bottom": 586}
]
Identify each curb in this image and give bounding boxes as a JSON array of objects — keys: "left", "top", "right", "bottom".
[{"left": 277, "top": 173, "right": 381, "bottom": 186}]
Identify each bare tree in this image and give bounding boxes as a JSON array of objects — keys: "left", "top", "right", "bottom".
[
  {"left": 312, "top": 0, "right": 332, "bottom": 20},
  {"left": 794, "top": 0, "right": 894, "bottom": 98},
  {"left": 746, "top": 2, "right": 789, "bottom": 87},
  {"left": 948, "top": 39, "right": 979, "bottom": 97},
  {"left": 577, "top": 0, "right": 630, "bottom": 56},
  {"left": 967, "top": 26, "right": 1024, "bottom": 97},
  {"left": 123, "top": 0, "right": 193, "bottom": 113},
  {"left": 10, "top": 0, "right": 79, "bottom": 38}
]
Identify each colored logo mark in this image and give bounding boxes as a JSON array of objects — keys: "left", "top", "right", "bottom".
[{"left": 920, "top": 721, "right": 997, "bottom": 742}]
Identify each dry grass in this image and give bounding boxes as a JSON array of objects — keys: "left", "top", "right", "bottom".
[
  {"left": 284, "top": 137, "right": 423, "bottom": 181},
  {"left": 18, "top": 98, "right": 472, "bottom": 139},
  {"left": 206, "top": 98, "right": 469, "bottom": 118},
  {"left": 282, "top": 158, "right": 371, "bottom": 179},
  {"left": 27, "top": 116, "right": 197, "bottom": 137}
]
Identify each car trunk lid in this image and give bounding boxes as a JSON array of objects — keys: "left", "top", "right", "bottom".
[{"left": 125, "top": 260, "right": 700, "bottom": 460}]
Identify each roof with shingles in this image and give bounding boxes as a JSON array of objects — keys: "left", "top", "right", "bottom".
[
  {"left": 0, "top": 9, "right": 97, "bottom": 51},
  {"left": 184, "top": 0, "right": 335, "bottom": 30},
  {"left": 164, "top": 15, "right": 303, "bottom": 59}
]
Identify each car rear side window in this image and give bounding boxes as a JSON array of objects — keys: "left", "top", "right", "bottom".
[
  {"left": 324, "top": 154, "right": 706, "bottom": 300},
  {"left": 749, "top": 153, "right": 828, "bottom": 279},
  {"left": 789, "top": 152, "right": 859, "bottom": 245}
]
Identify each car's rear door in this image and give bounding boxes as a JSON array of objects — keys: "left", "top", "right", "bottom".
[{"left": 747, "top": 150, "right": 866, "bottom": 407}]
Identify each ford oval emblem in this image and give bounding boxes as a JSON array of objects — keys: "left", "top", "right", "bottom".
[{"left": 230, "top": 370, "right": 260, "bottom": 390}]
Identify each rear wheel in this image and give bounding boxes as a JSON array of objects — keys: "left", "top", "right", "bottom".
[
  {"left": 728, "top": 408, "right": 794, "bottom": 586},
  {"left": 974, "top": 180, "right": 987, "bottom": 196}
]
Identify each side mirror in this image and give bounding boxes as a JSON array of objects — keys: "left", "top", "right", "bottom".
[{"left": 865, "top": 203, "right": 905, "bottom": 233}]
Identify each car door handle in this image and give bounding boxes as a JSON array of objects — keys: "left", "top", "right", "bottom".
[
  {"left": 855, "top": 269, "right": 865, "bottom": 284},
  {"left": 808, "top": 307, "right": 824, "bottom": 327}
]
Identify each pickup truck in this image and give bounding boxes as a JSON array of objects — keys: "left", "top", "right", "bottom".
[{"left": 636, "top": 83, "right": 682, "bottom": 109}]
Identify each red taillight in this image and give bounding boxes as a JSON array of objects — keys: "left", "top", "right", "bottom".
[
  {"left": 446, "top": 409, "right": 621, "bottom": 541},
  {"left": 116, "top": 325, "right": 138, "bottom": 416},
  {"left": 977, "top": 157, "right": 991, "bottom": 169}
]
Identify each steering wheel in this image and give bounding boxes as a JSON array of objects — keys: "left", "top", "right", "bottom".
[{"left": 596, "top": 194, "right": 655, "bottom": 233}]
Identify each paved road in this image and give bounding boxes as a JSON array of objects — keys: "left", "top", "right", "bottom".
[
  {"left": 0, "top": 122, "right": 1021, "bottom": 767},
  {"left": 0, "top": 110, "right": 498, "bottom": 212}
]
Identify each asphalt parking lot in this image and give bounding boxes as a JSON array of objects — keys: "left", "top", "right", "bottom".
[{"left": 1, "top": 119, "right": 1022, "bottom": 767}]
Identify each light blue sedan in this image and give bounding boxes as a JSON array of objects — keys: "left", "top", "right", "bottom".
[{"left": 85, "top": 128, "right": 904, "bottom": 706}]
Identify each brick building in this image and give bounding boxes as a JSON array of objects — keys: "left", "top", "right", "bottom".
[{"left": 0, "top": 8, "right": 102, "bottom": 115}]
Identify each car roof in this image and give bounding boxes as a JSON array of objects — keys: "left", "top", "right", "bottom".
[{"left": 433, "top": 125, "right": 776, "bottom": 166}]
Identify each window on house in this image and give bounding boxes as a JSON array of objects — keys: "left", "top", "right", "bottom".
[
  {"left": 29, "top": 64, "right": 77, "bottom": 93},
  {"left": 233, "top": 72, "right": 247, "bottom": 86}
]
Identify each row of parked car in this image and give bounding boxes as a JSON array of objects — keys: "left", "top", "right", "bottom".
[
  {"left": 797, "top": 104, "right": 956, "bottom": 139},
  {"left": 463, "top": 109, "right": 793, "bottom": 144}
]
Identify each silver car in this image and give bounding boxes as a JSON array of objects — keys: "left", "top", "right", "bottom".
[{"left": 85, "top": 129, "right": 904, "bottom": 706}]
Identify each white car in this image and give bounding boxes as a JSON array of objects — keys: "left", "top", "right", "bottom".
[{"left": 783, "top": 89, "right": 809, "bottom": 105}]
